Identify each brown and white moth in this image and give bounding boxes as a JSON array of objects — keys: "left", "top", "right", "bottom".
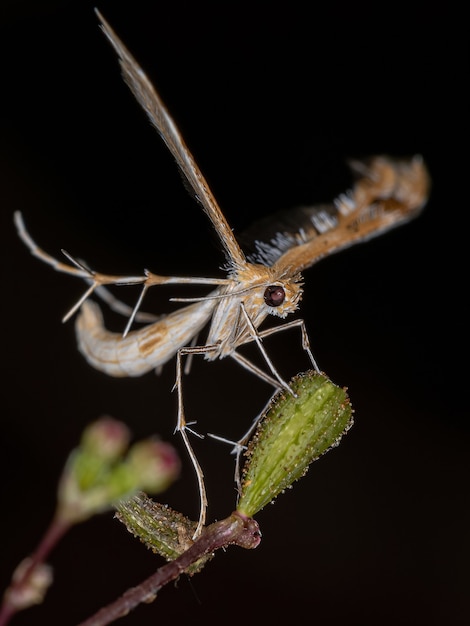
[{"left": 15, "top": 10, "right": 430, "bottom": 534}]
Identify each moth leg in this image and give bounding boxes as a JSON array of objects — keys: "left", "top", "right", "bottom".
[
  {"left": 230, "top": 351, "right": 283, "bottom": 389},
  {"left": 214, "top": 315, "right": 321, "bottom": 495},
  {"left": 93, "top": 285, "right": 159, "bottom": 323},
  {"left": 238, "top": 303, "right": 294, "bottom": 394},
  {"left": 257, "top": 318, "right": 321, "bottom": 374},
  {"left": 234, "top": 394, "right": 278, "bottom": 495},
  {"left": 173, "top": 343, "right": 218, "bottom": 538},
  {"left": 183, "top": 334, "right": 199, "bottom": 375},
  {"left": 209, "top": 392, "right": 276, "bottom": 496}
]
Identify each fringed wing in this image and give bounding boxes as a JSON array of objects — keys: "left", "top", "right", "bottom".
[{"left": 245, "top": 155, "right": 430, "bottom": 275}]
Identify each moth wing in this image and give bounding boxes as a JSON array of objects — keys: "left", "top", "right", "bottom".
[
  {"left": 96, "top": 10, "right": 246, "bottom": 268},
  {"left": 245, "top": 155, "right": 430, "bottom": 275}
]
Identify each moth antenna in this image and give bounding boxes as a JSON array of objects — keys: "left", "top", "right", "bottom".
[
  {"left": 170, "top": 283, "right": 263, "bottom": 304},
  {"left": 14, "top": 211, "right": 89, "bottom": 279}
]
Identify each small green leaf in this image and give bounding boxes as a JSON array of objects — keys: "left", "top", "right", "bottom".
[{"left": 237, "top": 371, "right": 353, "bottom": 518}]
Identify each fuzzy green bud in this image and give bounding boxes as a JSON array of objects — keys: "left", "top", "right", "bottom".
[
  {"left": 55, "top": 417, "right": 180, "bottom": 525},
  {"left": 237, "top": 371, "right": 353, "bottom": 518},
  {"left": 115, "top": 492, "right": 212, "bottom": 574}
]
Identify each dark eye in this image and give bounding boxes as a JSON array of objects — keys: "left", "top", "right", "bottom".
[{"left": 264, "top": 285, "right": 285, "bottom": 307}]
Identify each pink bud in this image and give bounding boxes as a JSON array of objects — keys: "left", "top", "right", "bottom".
[
  {"left": 127, "top": 439, "right": 181, "bottom": 493},
  {"left": 81, "top": 416, "right": 131, "bottom": 461}
]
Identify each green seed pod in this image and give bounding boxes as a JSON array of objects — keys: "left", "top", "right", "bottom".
[
  {"left": 237, "top": 371, "right": 353, "bottom": 518},
  {"left": 115, "top": 493, "right": 212, "bottom": 574}
]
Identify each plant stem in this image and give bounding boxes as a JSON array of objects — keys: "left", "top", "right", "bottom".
[
  {"left": 0, "top": 515, "right": 70, "bottom": 626},
  {"left": 77, "top": 512, "right": 261, "bottom": 626}
]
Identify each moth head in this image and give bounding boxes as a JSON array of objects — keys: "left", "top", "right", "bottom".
[
  {"left": 262, "top": 277, "right": 303, "bottom": 319},
  {"left": 234, "top": 264, "right": 303, "bottom": 320}
]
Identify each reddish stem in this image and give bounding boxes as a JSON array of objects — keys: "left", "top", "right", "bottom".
[{"left": 77, "top": 512, "right": 261, "bottom": 626}]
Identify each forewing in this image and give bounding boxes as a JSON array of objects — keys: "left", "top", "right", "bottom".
[{"left": 96, "top": 10, "right": 246, "bottom": 268}]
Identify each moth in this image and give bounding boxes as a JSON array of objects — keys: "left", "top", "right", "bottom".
[{"left": 15, "top": 10, "right": 430, "bottom": 534}]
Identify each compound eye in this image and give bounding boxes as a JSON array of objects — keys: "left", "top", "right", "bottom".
[{"left": 264, "top": 285, "right": 286, "bottom": 307}]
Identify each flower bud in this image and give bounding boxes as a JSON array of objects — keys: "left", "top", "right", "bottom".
[
  {"left": 55, "top": 417, "right": 180, "bottom": 525},
  {"left": 115, "top": 492, "right": 211, "bottom": 574},
  {"left": 2, "top": 559, "right": 53, "bottom": 612},
  {"left": 81, "top": 415, "right": 130, "bottom": 461},
  {"left": 126, "top": 439, "right": 181, "bottom": 494},
  {"left": 237, "top": 371, "right": 353, "bottom": 518}
]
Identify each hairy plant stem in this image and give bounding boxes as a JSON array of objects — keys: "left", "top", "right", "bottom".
[{"left": 77, "top": 512, "right": 261, "bottom": 626}]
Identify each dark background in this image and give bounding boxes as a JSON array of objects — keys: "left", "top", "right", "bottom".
[{"left": 0, "top": 2, "right": 467, "bottom": 625}]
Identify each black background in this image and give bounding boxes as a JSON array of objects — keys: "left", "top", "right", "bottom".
[{"left": 0, "top": 2, "right": 467, "bottom": 625}]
